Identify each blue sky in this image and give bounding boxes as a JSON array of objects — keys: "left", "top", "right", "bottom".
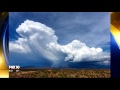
[{"left": 9, "top": 12, "right": 110, "bottom": 68}]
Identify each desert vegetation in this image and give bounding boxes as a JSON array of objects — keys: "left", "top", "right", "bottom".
[{"left": 9, "top": 69, "right": 110, "bottom": 78}]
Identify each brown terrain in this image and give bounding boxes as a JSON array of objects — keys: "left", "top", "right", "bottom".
[{"left": 9, "top": 69, "right": 110, "bottom": 78}]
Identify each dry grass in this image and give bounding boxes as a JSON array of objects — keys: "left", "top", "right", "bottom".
[{"left": 9, "top": 69, "right": 110, "bottom": 78}]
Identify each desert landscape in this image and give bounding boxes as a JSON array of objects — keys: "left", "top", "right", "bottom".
[{"left": 9, "top": 69, "right": 110, "bottom": 78}]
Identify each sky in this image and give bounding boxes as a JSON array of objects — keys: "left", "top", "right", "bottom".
[{"left": 9, "top": 12, "right": 110, "bottom": 68}]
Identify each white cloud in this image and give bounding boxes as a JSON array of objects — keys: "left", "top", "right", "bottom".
[
  {"left": 9, "top": 20, "right": 110, "bottom": 67},
  {"left": 10, "top": 20, "right": 59, "bottom": 62},
  {"left": 47, "top": 40, "right": 110, "bottom": 63}
]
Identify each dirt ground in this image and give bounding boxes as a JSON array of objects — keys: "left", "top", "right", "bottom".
[{"left": 9, "top": 69, "right": 110, "bottom": 78}]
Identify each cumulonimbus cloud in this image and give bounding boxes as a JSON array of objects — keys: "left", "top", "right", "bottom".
[{"left": 9, "top": 20, "right": 110, "bottom": 67}]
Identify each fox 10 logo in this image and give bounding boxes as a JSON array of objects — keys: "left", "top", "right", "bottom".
[{"left": 9, "top": 65, "right": 20, "bottom": 72}]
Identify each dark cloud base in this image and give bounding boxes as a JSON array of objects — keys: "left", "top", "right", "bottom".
[
  {"left": 68, "top": 62, "right": 110, "bottom": 69},
  {"left": 11, "top": 61, "right": 110, "bottom": 69}
]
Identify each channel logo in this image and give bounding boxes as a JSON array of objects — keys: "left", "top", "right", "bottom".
[{"left": 111, "top": 12, "right": 120, "bottom": 49}]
